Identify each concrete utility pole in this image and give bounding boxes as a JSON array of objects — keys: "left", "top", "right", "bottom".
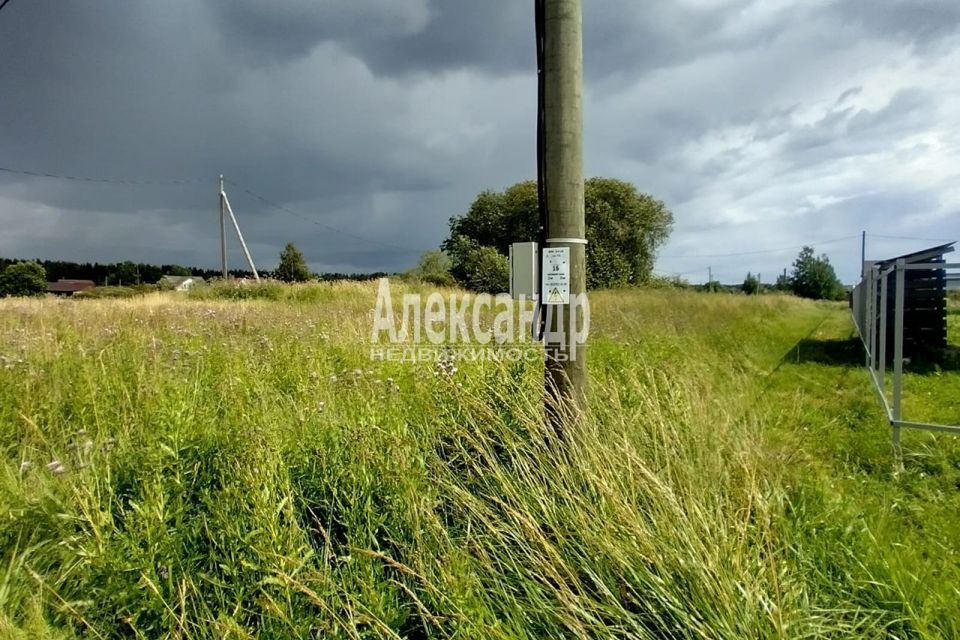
[
  {"left": 861, "top": 230, "right": 866, "bottom": 279},
  {"left": 220, "top": 189, "right": 261, "bottom": 282},
  {"left": 219, "top": 175, "right": 228, "bottom": 279},
  {"left": 541, "top": 0, "right": 587, "bottom": 422}
]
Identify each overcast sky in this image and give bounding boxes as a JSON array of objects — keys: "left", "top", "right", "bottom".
[{"left": 1, "top": 0, "right": 959, "bottom": 282}]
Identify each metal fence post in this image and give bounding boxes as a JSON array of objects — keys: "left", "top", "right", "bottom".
[
  {"left": 879, "top": 271, "right": 888, "bottom": 395},
  {"left": 857, "top": 284, "right": 862, "bottom": 333},
  {"left": 865, "top": 270, "right": 874, "bottom": 368},
  {"left": 871, "top": 269, "right": 880, "bottom": 370},
  {"left": 893, "top": 259, "right": 906, "bottom": 452}
]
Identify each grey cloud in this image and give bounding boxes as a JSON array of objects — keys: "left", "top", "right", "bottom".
[
  {"left": 204, "top": 0, "right": 433, "bottom": 65},
  {"left": 202, "top": 0, "right": 770, "bottom": 81},
  {"left": 831, "top": 0, "right": 960, "bottom": 43},
  {"left": 777, "top": 88, "right": 936, "bottom": 169},
  {"left": 1, "top": 0, "right": 959, "bottom": 279}
]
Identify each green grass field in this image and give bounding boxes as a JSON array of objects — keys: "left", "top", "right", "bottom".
[{"left": 1, "top": 284, "right": 959, "bottom": 639}]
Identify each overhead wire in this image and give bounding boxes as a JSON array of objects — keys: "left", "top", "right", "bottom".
[
  {"left": 223, "top": 179, "right": 424, "bottom": 254},
  {"left": 534, "top": 0, "right": 547, "bottom": 340},
  {"left": 0, "top": 164, "right": 425, "bottom": 254},
  {"left": 660, "top": 234, "right": 860, "bottom": 260},
  {"left": 0, "top": 165, "right": 202, "bottom": 186},
  {"left": 4, "top": 164, "right": 954, "bottom": 264},
  {"left": 867, "top": 233, "right": 956, "bottom": 244}
]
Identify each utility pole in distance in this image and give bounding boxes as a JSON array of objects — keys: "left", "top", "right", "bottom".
[
  {"left": 540, "top": 0, "right": 587, "bottom": 426},
  {"left": 861, "top": 230, "right": 866, "bottom": 279},
  {"left": 219, "top": 175, "right": 228, "bottom": 279}
]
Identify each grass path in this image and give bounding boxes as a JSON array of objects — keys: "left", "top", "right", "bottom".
[{"left": 758, "top": 305, "right": 960, "bottom": 638}]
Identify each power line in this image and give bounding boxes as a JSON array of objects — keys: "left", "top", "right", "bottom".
[
  {"left": 224, "top": 179, "right": 424, "bottom": 255},
  {"left": 0, "top": 165, "right": 202, "bottom": 186},
  {"left": 0, "top": 164, "right": 427, "bottom": 254},
  {"left": 656, "top": 265, "right": 710, "bottom": 278},
  {"left": 0, "top": 0, "right": 14, "bottom": 14},
  {"left": 660, "top": 234, "right": 860, "bottom": 260},
  {"left": 868, "top": 233, "right": 956, "bottom": 244}
]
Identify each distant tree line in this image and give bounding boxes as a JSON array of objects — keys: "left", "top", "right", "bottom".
[
  {"left": 0, "top": 255, "right": 392, "bottom": 286},
  {"left": 0, "top": 258, "right": 253, "bottom": 285}
]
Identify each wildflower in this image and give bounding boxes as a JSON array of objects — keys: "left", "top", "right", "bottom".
[
  {"left": 317, "top": 401, "right": 326, "bottom": 413},
  {"left": 434, "top": 359, "right": 457, "bottom": 379},
  {"left": 46, "top": 460, "right": 66, "bottom": 475}
]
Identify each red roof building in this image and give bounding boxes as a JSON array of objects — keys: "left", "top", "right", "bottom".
[{"left": 47, "top": 279, "right": 96, "bottom": 296}]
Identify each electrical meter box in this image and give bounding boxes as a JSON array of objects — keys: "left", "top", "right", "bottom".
[{"left": 509, "top": 242, "right": 538, "bottom": 299}]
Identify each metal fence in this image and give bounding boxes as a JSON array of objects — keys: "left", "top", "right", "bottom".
[{"left": 852, "top": 259, "right": 960, "bottom": 452}]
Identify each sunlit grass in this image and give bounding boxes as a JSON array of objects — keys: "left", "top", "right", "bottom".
[{"left": 0, "top": 284, "right": 956, "bottom": 638}]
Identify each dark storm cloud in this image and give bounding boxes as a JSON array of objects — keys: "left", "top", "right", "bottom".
[
  {"left": 0, "top": 0, "right": 472, "bottom": 270},
  {"left": 203, "top": 0, "right": 433, "bottom": 65},
  {"left": 207, "top": 0, "right": 533, "bottom": 75},
  {"left": 203, "top": 0, "right": 764, "bottom": 80}
]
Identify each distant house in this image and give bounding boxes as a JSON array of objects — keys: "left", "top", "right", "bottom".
[
  {"left": 47, "top": 279, "right": 96, "bottom": 296},
  {"left": 159, "top": 275, "right": 204, "bottom": 291}
]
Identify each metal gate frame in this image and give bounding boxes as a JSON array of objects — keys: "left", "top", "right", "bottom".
[{"left": 852, "top": 259, "right": 960, "bottom": 451}]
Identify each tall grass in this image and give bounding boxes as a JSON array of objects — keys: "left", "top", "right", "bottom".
[{"left": 0, "top": 285, "right": 941, "bottom": 638}]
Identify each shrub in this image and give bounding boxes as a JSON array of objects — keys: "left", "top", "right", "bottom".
[
  {"left": 461, "top": 245, "right": 510, "bottom": 294},
  {"left": 647, "top": 275, "right": 691, "bottom": 289},
  {"left": 406, "top": 250, "right": 456, "bottom": 287},
  {"left": 0, "top": 261, "right": 47, "bottom": 297},
  {"left": 74, "top": 285, "right": 157, "bottom": 299},
  {"left": 188, "top": 280, "right": 285, "bottom": 301}
]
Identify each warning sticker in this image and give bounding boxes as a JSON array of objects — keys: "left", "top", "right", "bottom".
[{"left": 542, "top": 247, "right": 570, "bottom": 305}]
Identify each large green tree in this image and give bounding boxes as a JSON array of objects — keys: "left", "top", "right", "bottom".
[
  {"left": 0, "top": 261, "right": 47, "bottom": 297},
  {"left": 275, "top": 243, "right": 312, "bottom": 283},
  {"left": 789, "top": 246, "right": 845, "bottom": 300},
  {"left": 442, "top": 178, "right": 672, "bottom": 290}
]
